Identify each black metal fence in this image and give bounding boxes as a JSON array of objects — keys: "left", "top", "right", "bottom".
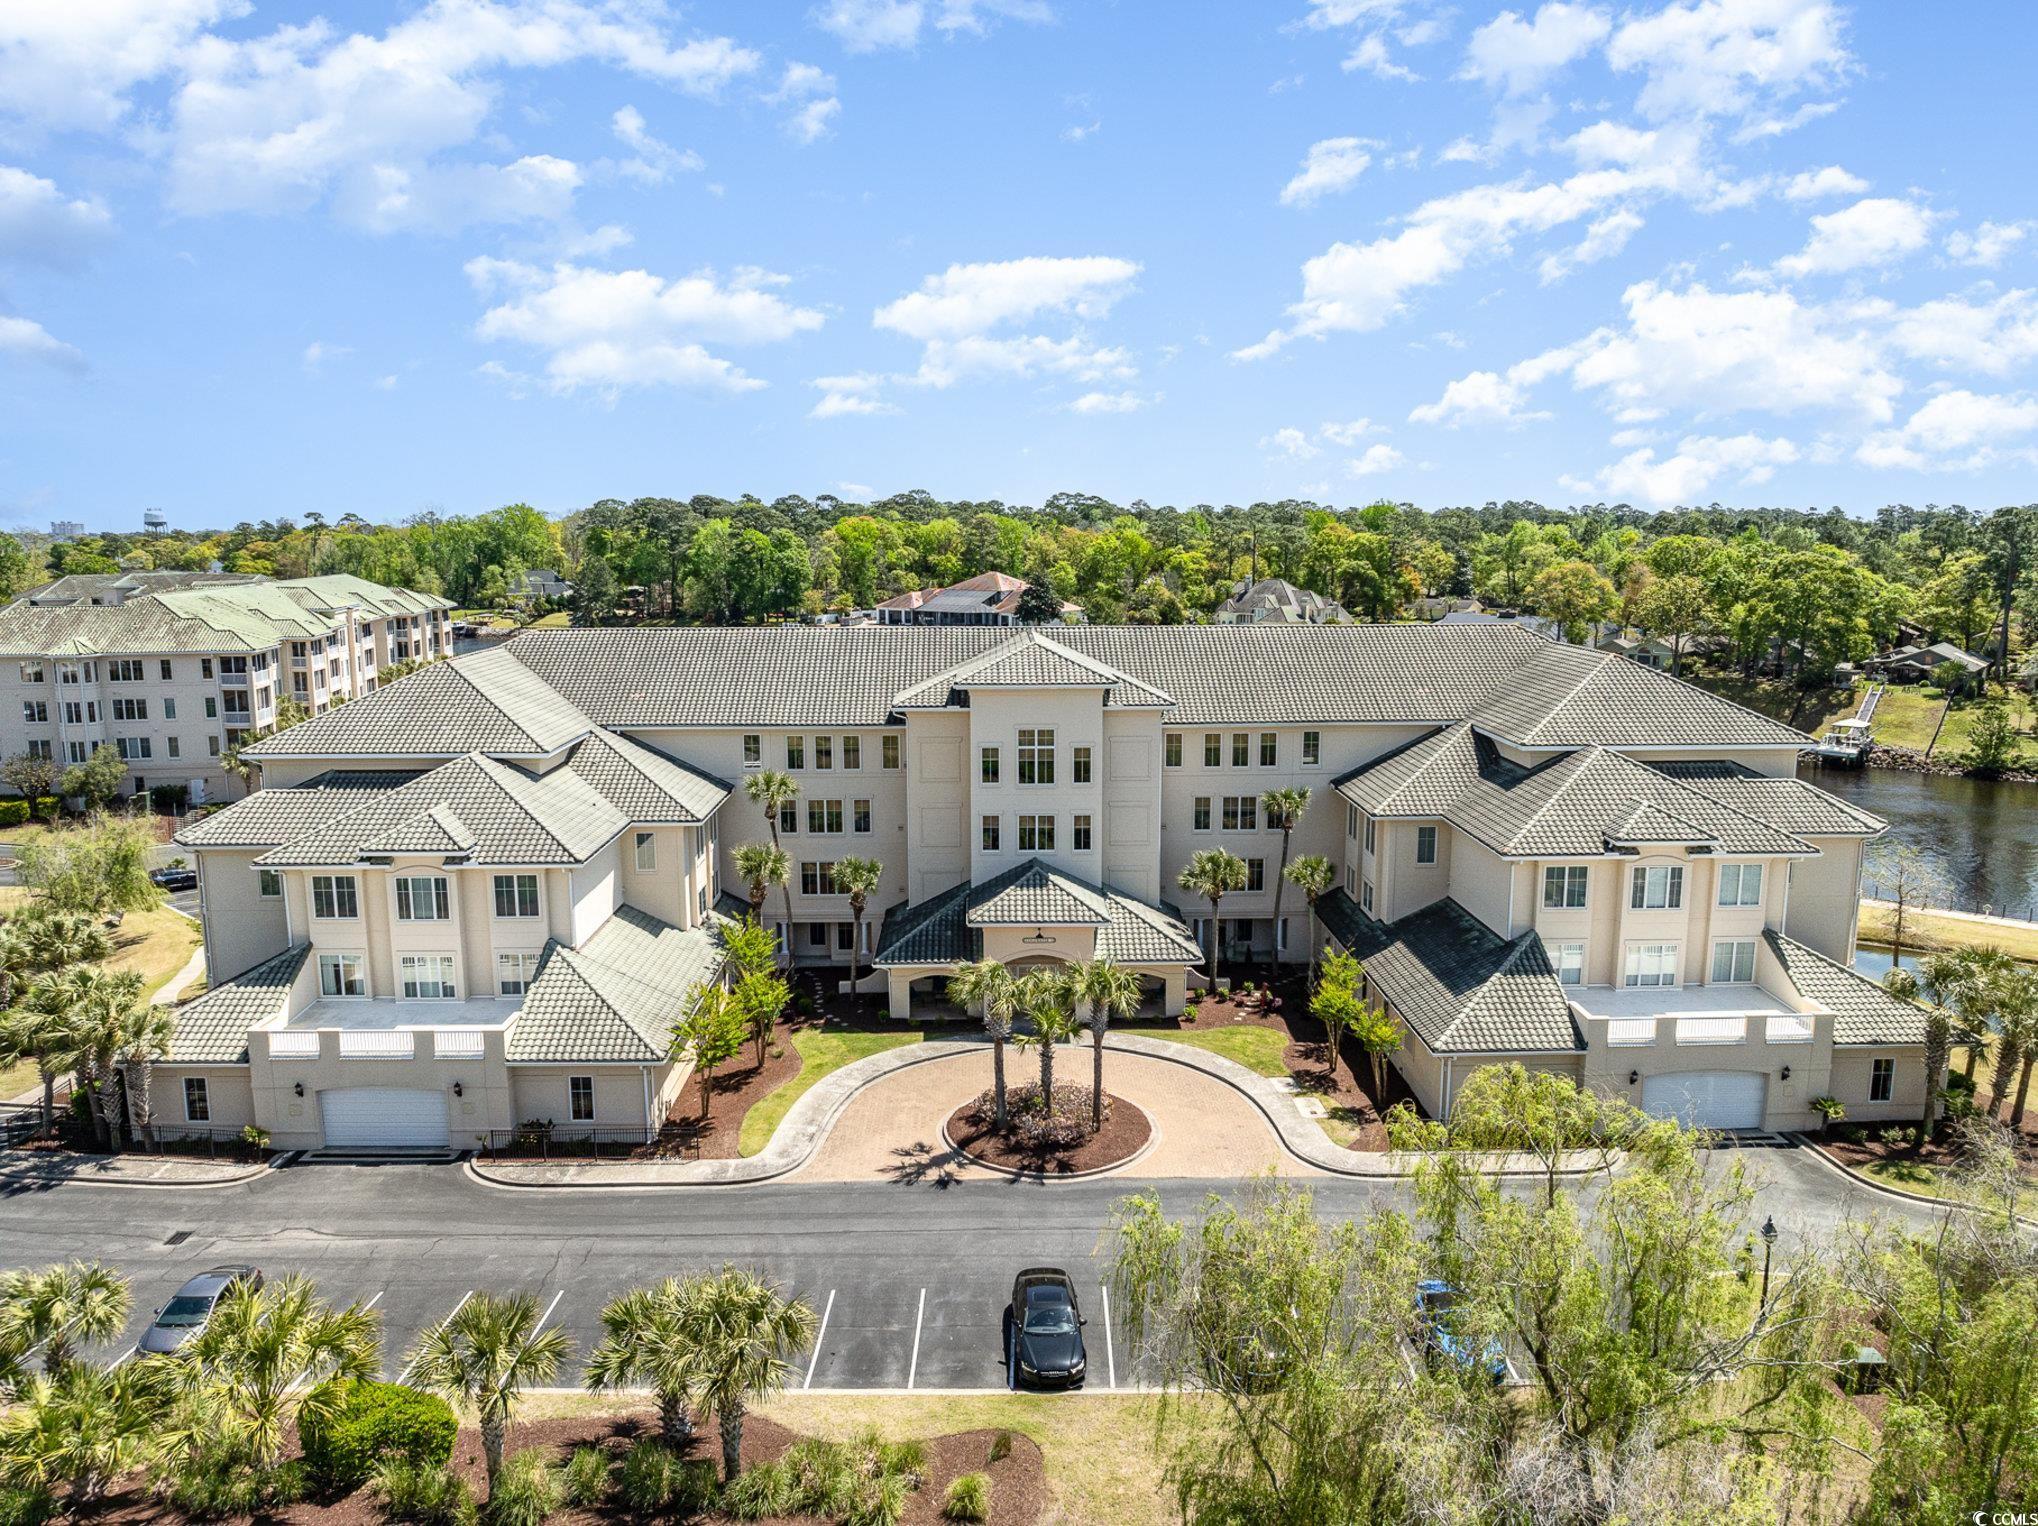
[{"left": 476, "top": 1127, "right": 688, "bottom": 1162}]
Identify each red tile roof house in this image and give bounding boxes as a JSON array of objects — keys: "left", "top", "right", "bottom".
[{"left": 874, "top": 573, "right": 1082, "bottom": 626}]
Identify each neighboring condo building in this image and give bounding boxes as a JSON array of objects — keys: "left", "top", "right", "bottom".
[
  {"left": 874, "top": 572, "right": 1082, "bottom": 626},
  {"left": 0, "top": 574, "right": 454, "bottom": 804},
  {"left": 158, "top": 624, "right": 1928, "bottom": 1152}
]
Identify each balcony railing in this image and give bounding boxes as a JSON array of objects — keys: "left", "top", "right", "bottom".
[
  {"left": 338, "top": 1031, "right": 415, "bottom": 1058},
  {"left": 268, "top": 1031, "right": 319, "bottom": 1057},
  {"left": 1675, "top": 1016, "right": 1747, "bottom": 1046},
  {"left": 1605, "top": 1018, "right": 1657, "bottom": 1047},
  {"left": 433, "top": 1030, "right": 486, "bottom": 1059},
  {"left": 1764, "top": 1014, "right": 1816, "bottom": 1044}
]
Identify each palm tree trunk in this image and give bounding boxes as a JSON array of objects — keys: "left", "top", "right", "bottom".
[
  {"left": 481, "top": 1415, "right": 505, "bottom": 1494},
  {"left": 719, "top": 1403, "right": 744, "bottom": 1482},
  {"left": 1091, "top": 1028, "right": 1104, "bottom": 1131},
  {"left": 1964, "top": 1042, "right": 1982, "bottom": 1082},
  {"left": 37, "top": 1057, "right": 57, "bottom": 1131},
  {"left": 991, "top": 1032, "right": 1008, "bottom": 1128},
  {"left": 849, "top": 904, "right": 863, "bottom": 1004},
  {"left": 2013, "top": 1051, "right": 2034, "bottom": 1128},
  {"left": 765, "top": 813, "right": 795, "bottom": 967},
  {"left": 124, "top": 1059, "right": 154, "bottom": 1146},
  {"left": 1206, "top": 897, "right": 1222, "bottom": 993},
  {"left": 657, "top": 1388, "right": 693, "bottom": 1445},
  {"left": 1270, "top": 829, "right": 1292, "bottom": 975},
  {"left": 1040, "top": 1030, "right": 1055, "bottom": 1102},
  {"left": 93, "top": 1061, "right": 122, "bottom": 1150},
  {"left": 1988, "top": 1041, "right": 2021, "bottom": 1118},
  {"left": 1305, "top": 896, "right": 1320, "bottom": 990}
]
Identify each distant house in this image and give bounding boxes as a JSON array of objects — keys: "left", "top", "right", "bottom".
[
  {"left": 513, "top": 568, "right": 574, "bottom": 605},
  {"left": 1438, "top": 611, "right": 1626, "bottom": 649},
  {"left": 1216, "top": 577, "right": 1351, "bottom": 625},
  {"left": 1870, "top": 641, "right": 1991, "bottom": 689},
  {"left": 1410, "top": 595, "right": 1481, "bottom": 621},
  {"left": 875, "top": 572, "right": 1082, "bottom": 627},
  {"left": 17, "top": 570, "right": 263, "bottom": 609}
]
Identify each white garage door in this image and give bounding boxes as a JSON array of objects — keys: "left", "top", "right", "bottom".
[
  {"left": 1642, "top": 1072, "right": 1766, "bottom": 1131},
  {"left": 320, "top": 1088, "right": 449, "bottom": 1148}
]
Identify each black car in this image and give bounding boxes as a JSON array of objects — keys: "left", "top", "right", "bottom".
[
  {"left": 1009, "top": 1267, "right": 1086, "bottom": 1388},
  {"left": 150, "top": 866, "right": 199, "bottom": 891}
]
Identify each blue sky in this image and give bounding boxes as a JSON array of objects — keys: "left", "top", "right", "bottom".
[{"left": 4, "top": 0, "right": 2037, "bottom": 532}]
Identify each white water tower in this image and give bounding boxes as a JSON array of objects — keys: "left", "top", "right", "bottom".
[{"left": 142, "top": 507, "right": 169, "bottom": 534}]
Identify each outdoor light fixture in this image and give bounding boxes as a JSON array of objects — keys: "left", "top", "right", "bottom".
[
  {"left": 452, "top": 1081, "right": 463, "bottom": 1098},
  {"left": 1628, "top": 1070, "right": 1639, "bottom": 1085},
  {"left": 293, "top": 1082, "right": 304, "bottom": 1098},
  {"left": 1780, "top": 1065, "right": 1792, "bottom": 1081},
  {"left": 1759, "top": 1214, "right": 1780, "bottom": 1305}
]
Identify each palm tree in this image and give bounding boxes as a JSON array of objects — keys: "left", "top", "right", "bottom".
[
  {"left": 1916, "top": 952, "right": 1970, "bottom": 1144},
  {"left": 743, "top": 770, "right": 801, "bottom": 958},
  {"left": 1984, "top": 964, "right": 2038, "bottom": 1123},
  {"left": 1283, "top": 854, "right": 1336, "bottom": 990},
  {"left": 0, "top": 1262, "right": 131, "bottom": 1377},
  {"left": 947, "top": 958, "right": 1020, "bottom": 1127},
  {"left": 1013, "top": 967, "right": 1081, "bottom": 1102},
  {"left": 0, "top": 1004, "right": 80, "bottom": 1135},
  {"left": 586, "top": 1279, "right": 700, "bottom": 1446},
  {"left": 0, "top": 906, "right": 111, "bottom": 1008},
  {"left": 670, "top": 1268, "right": 817, "bottom": 1482},
  {"left": 404, "top": 1292, "right": 573, "bottom": 1495},
  {"left": 177, "top": 1275, "right": 381, "bottom": 1470},
  {"left": 1259, "top": 786, "right": 1311, "bottom": 974},
  {"left": 117, "top": 1001, "right": 176, "bottom": 1147},
  {"left": 732, "top": 841, "right": 790, "bottom": 926},
  {"left": 1071, "top": 959, "right": 1142, "bottom": 1132},
  {"left": 31, "top": 965, "right": 149, "bottom": 1150},
  {"left": 1178, "top": 849, "right": 1249, "bottom": 995},
  {"left": 833, "top": 855, "right": 884, "bottom": 1004},
  {"left": 0, "top": 1360, "right": 175, "bottom": 1507}
]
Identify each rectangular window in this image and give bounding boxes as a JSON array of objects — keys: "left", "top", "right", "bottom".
[
  {"left": 799, "top": 861, "right": 838, "bottom": 895},
  {"left": 1232, "top": 732, "right": 1249, "bottom": 767},
  {"left": 1717, "top": 863, "right": 1764, "bottom": 907},
  {"left": 981, "top": 815, "right": 1000, "bottom": 852},
  {"left": 778, "top": 802, "right": 798, "bottom": 835},
  {"left": 634, "top": 831, "right": 657, "bottom": 871},
  {"left": 1630, "top": 865, "right": 1684, "bottom": 910},
  {"left": 568, "top": 1076, "right": 596, "bottom": 1121},
  {"left": 21, "top": 701, "right": 45, "bottom": 723},
  {"left": 1710, "top": 938, "right": 1757, "bottom": 984},
  {"left": 108, "top": 659, "right": 144, "bottom": 682},
  {"left": 882, "top": 735, "right": 900, "bottom": 770},
  {"left": 318, "top": 952, "right": 366, "bottom": 996},
  {"left": 160, "top": 659, "right": 174, "bottom": 681},
  {"left": 112, "top": 698, "right": 146, "bottom": 721},
  {"left": 1347, "top": 804, "right": 1358, "bottom": 838},
  {"left": 1302, "top": 731, "right": 1320, "bottom": 766},
  {"left": 1623, "top": 942, "right": 1680, "bottom": 988},
  {"left": 1072, "top": 745, "right": 1091, "bottom": 784},
  {"left": 1363, "top": 816, "right": 1375, "bottom": 854},
  {"left": 1247, "top": 857, "right": 1265, "bottom": 891},
  {"left": 1018, "top": 814, "right": 1055, "bottom": 851},
  {"left": 842, "top": 736, "right": 860, "bottom": 770},
  {"left": 18, "top": 663, "right": 42, "bottom": 683},
  {"left": 1548, "top": 941, "right": 1585, "bottom": 985},
  {"left": 1260, "top": 732, "right": 1278, "bottom": 767},
  {"left": 1869, "top": 1057, "right": 1895, "bottom": 1103},
  {"left": 163, "top": 699, "right": 175, "bottom": 719},
  {"left": 1072, "top": 814, "right": 1092, "bottom": 851},
  {"left": 742, "top": 734, "right": 760, "bottom": 766},
  {"left": 1017, "top": 728, "right": 1054, "bottom": 785},
  {"left": 853, "top": 799, "right": 871, "bottom": 833},
  {"left": 204, "top": 696, "right": 218, "bottom": 719},
  {"left": 167, "top": 737, "right": 180, "bottom": 758},
  {"left": 183, "top": 1077, "right": 210, "bottom": 1122},
  {"left": 1164, "top": 733, "right": 1182, "bottom": 768},
  {"left": 980, "top": 746, "right": 1000, "bottom": 784},
  {"left": 1193, "top": 797, "right": 1212, "bottom": 831},
  {"left": 493, "top": 874, "right": 540, "bottom": 918},
  {"left": 1543, "top": 865, "right": 1589, "bottom": 909},
  {"left": 1361, "top": 882, "right": 1374, "bottom": 914},
  {"left": 1204, "top": 733, "right": 1222, "bottom": 767},
  {"left": 837, "top": 921, "right": 854, "bottom": 951},
  {"left": 497, "top": 952, "right": 541, "bottom": 995},
  {"left": 311, "top": 875, "right": 358, "bottom": 919},
  {"left": 208, "top": 736, "right": 220, "bottom": 756},
  {"left": 202, "top": 658, "right": 214, "bottom": 678},
  {"left": 395, "top": 875, "right": 450, "bottom": 921},
  {"left": 1415, "top": 825, "right": 1437, "bottom": 864},
  {"left": 116, "top": 737, "right": 151, "bottom": 762},
  {"left": 257, "top": 869, "right": 281, "bottom": 898},
  {"left": 786, "top": 736, "right": 804, "bottom": 769},
  {"left": 815, "top": 736, "right": 832, "bottom": 769},
  {"left": 1221, "top": 796, "right": 1259, "bottom": 832},
  {"left": 399, "top": 955, "right": 457, "bottom": 999},
  {"left": 66, "top": 742, "right": 87, "bottom": 764}
]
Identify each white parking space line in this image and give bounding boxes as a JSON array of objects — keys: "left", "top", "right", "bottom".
[
  {"left": 394, "top": 1289, "right": 473, "bottom": 1385},
  {"left": 110, "top": 1343, "right": 139, "bottom": 1368},
  {"left": 905, "top": 1288, "right": 927, "bottom": 1391},
  {"left": 803, "top": 1289, "right": 836, "bottom": 1391},
  {"left": 534, "top": 1289, "right": 565, "bottom": 1331},
  {"left": 1099, "top": 1283, "right": 1116, "bottom": 1390},
  {"left": 361, "top": 1291, "right": 384, "bottom": 1312}
]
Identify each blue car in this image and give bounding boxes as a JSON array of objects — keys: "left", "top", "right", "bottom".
[{"left": 1414, "top": 1279, "right": 1507, "bottom": 1383}]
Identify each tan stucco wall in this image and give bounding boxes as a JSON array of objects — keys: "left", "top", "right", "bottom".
[
  {"left": 1786, "top": 835, "right": 1865, "bottom": 963},
  {"left": 196, "top": 848, "right": 289, "bottom": 984},
  {"left": 1828, "top": 1047, "right": 1931, "bottom": 1122},
  {"left": 151, "top": 1066, "right": 256, "bottom": 1134}
]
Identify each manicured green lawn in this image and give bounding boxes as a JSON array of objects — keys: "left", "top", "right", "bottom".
[
  {"left": 1865, "top": 683, "right": 1949, "bottom": 751},
  {"left": 1118, "top": 1022, "right": 1290, "bottom": 1077},
  {"left": 1685, "top": 673, "right": 1858, "bottom": 735},
  {"left": 1933, "top": 682, "right": 2038, "bottom": 765},
  {"left": 1857, "top": 1155, "right": 2037, "bottom": 1218},
  {"left": 737, "top": 1025, "right": 923, "bottom": 1156},
  {"left": 1860, "top": 903, "right": 2038, "bottom": 961}
]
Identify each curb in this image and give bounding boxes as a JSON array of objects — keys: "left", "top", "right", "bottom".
[
  {"left": 937, "top": 1098, "right": 1159, "bottom": 1182},
  {"left": 0, "top": 1152, "right": 283, "bottom": 1192},
  {"left": 1786, "top": 1132, "right": 2038, "bottom": 1226}
]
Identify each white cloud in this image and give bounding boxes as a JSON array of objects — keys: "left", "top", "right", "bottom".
[
  {"left": 1732, "top": 98, "right": 1841, "bottom": 142},
  {"left": 769, "top": 62, "right": 841, "bottom": 144},
  {"left": 1945, "top": 221, "right": 2028, "bottom": 269},
  {"left": 609, "top": 105, "right": 703, "bottom": 183},
  {"left": 1538, "top": 208, "right": 1643, "bottom": 282},
  {"left": 814, "top": 0, "right": 1050, "bottom": 52},
  {"left": 1409, "top": 337, "right": 1589, "bottom": 425},
  {"left": 1774, "top": 196, "right": 1935, "bottom": 277},
  {"left": 1279, "top": 137, "right": 1379, "bottom": 208},
  {"left": 301, "top": 340, "right": 351, "bottom": 373},
  {"left": 1061, "top": 119, "right": 1100, "bottom": 143},
  {"left": 160, "top": 0, "right": 757, "bottom": 230},
  {"left": 809, "top": 372, "right": 897, "bottom": 418},
  {"left": 0, "top": 313, "right": 84, "bottom": 370},
  {"left": 1067, "top": 389, "right": 1149, "bottom": 414},
  {"left": 0, "top": 0, "right": 232, "bottom": 133},
  {"left": 1319, "top": 417, "right": 1377, "bottom": 444},
  {"left": 1783, "top": 165, "right": 1867, "bottom": 200},
  {"left": 1875, "top": 288, "right": 2038, "bottom": 376},
  {"left": 1606, "top": 0, "right": 1850, "bottom": 124},
  {"left": 912, "top": 333, "right": 1132, "bottom": 388},
  {"left": 0, "top": 166, "right": 114, "bottom": 269},
  {"left": 1343, "top": 34, "right": 1419, "bottom": 81},
  {"left": 875, "top": 255, "right": 1139, "bottom": 340},
  {"left": 1346, "top": 442, "right": 1406, "bottom": 475},
  {"left": 375, "top": 373, "right": 397, "bottom": 389},
  {"left": 1857, "top": 389, "right": 2038, "bottom": 470},
  {"left": 1460, "top": 4, "right": 1609, "bottom": 96},
  {"left": 1260, "top": 426, "right": 1320, "bottom": 459},
  {"left": 466, "top": 258, "right": 822, "bottom": 395},
  {"left": 1590, "top": 432, "right": 1799, "bottom": 505}
]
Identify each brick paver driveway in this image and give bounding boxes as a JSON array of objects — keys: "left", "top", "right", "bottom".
[{"left": 786, "top": 1042, "right": 1322, "bottom": 1184}]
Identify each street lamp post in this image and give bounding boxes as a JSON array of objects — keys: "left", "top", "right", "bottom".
[{"left": 1759, "top": 1214, "right": 1780, "bottom": 1308}]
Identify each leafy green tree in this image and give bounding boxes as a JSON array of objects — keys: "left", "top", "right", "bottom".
[
  {"left": 0, "top": 534, "right": 31, "bottom": 602},
  {"left": 665, "top": 1268, "right": 816, "bottom": 1483},
  {"left": 0, "top": 1263, "right": 131, "bottom": 1377},
  {"left": 13, "top": 814, "right": 162, "bottom": 918},
  {"left": 57, "top": 744, "right": 128, "bottom": 809},
  {"left": 672, "top": 984, "right": 748, "bottom": 1120},
  {"left": 30, "top": 965, "right": 148, "bottom": 1148},
  {"left": 1282, "top": 855, "right": 1335, "bottom": 989},
  {"left": 0, "top": 1359, "right": 176, "bottom": 1508},
  {"left": 1528, "top": 557, "right": 1619, "bottom": 642},
  {"left": 404, "top": 1292, "right": 572, "bottom": 1496},
  {"left": 947, "top": 958, "right": 1019, "bottom": 1127},
  {"left": 1013, "top": 579, "right": 1065, "bottom": 624},
  {"left": 1960, "top": 695, "right": 2021, "bottom": 775},
  {"left": 833, "top": 855, "right": 883, "bottom": 1002},
  {"left": 1259, "top": 787, "right": 1310, "bottom": 973},
  {"left": 572, "top": 554, "right": 617, "bottom": 625},
  {"left": 1633, "top": 571, "right": 1714, "bottom": 676},
  {"left": 733, "top": 965, "right": 789, "bottom": 1070},
  {"left": 1, "top": 751, "right": 61, "bottom": 808},
  {"left": 1178, "top": 849, "right": 1249, "bottom": 993}
]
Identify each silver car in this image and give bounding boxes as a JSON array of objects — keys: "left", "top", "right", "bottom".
[{"left": 138, "top": 1265, "right": 262, "bottom": 1355}]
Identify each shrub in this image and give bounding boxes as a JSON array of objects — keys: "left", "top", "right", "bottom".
[
  {"left": 301, "top": 1379, "right": 459, "bottom": 1492},
  {"left": 942, "top": 1472, "right": 991, "bottom": 1523},
  {"left": 877, "top": 1437, "right": 926, "bottom": 1482},
  {"left": 618, "top": 1438, "right": 708, "bottom": 1514},
  {"left": 843, "top": 1471, "right": 910, "bottom": 1526},
  {"left": 149, "top": 783, "right": 190, "bottom": 814},
  {"left": 1879, "top": 1125, "right": 1917, "bottom": 1149},
  {"left": 241, "top": 1124, "right": 272, "bottom": 1153},
  {"left": 987, "top": 1431, "right": 1013, "bottom": 1464},
  {"left": 373, "top": 1458, "right": 475, "bottom": 1526},
  {"left": 1946, "top": 1070, "right": 1977, "bottom": 1097},
  {"left": 0, "top": 799, "right": 28, "bottom": 827},
  {"left": 1809, "top": 1096, "right": 1845, "bottom": 1134},
  {"left": 484, "top": 1451, "right": 559, "bottom": 1526},
  {"left": 559, "top": 1447, "right": 608, "bottom": 1508},
  {"left": 721, "top": 1459, "right": 795, "bottom": 1520},
  {"left": 0, "top": 1489, "right": 54, "bottom": 1526}
]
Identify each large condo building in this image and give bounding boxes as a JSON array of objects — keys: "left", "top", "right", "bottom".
[
  {"left": 159, "top": 624, "right": 1927, "bottom": 1152},
  {"left": 0, "top": 574, "right": 454, "bottom": 804}
]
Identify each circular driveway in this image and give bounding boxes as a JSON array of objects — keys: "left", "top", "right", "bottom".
[{"left": 786, "top": 1042, "right": 1322, "bottom": 1184}]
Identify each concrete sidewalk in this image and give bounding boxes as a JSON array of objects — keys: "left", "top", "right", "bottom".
[{"left": 0, "top": 1149, "right": 276, "bottom": 1191}]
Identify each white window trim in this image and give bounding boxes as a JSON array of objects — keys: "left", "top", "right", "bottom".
[
  {"left": 183, "top": 1077, "right": 210, "bottom": 1123},
  {"left": 568, "top": 1074, "right": 597, "bottom": 1122},
  {"left": 398, "top": 953, "right": 459, "bottom": 1000},
  {"left": 1710, "top": 937, "right": 1758, "bottom": 985},
  {"left": 1622, "top": 941, "right": 1681, "bottom": 988},
  {"left": 317, "top": 950, "right": 369, "bottom": 999},
  {"left": 634, "top": 831, "right": 657, "bottom": 872}
]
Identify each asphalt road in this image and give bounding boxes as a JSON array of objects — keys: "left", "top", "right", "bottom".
[{"left": 0, "top": 1140, "right": 1940, "bottom": 1391}]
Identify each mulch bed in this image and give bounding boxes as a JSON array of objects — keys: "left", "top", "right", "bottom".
[
  {"left": 1822, "top": 1125, "right": 2038, "bottom": 1182},
  {"left": 92, "top": 1409, "right": 1048, "bottom": 1526},
  {"left": 659, "top": 1021, "right": 805, "bottom": 1160},
  {"left": 946, "top": 1090, "right": 1153, "bottom": 1176}
]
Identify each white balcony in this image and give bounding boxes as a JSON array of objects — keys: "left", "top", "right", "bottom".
[
  {"left": 339, "top": 1030, "right": 415, "bottom": 1058},
  {"left": 1675, "top": 1015, "right": 1747, "bottom": 1045},
  {"left": 268, "top": 1031, "right": 320, "bottom": 1057},
  {"left": 1764, "top": 1014, "right": 1816, "bottom": 1044},
  {"left": 1605, "top": 1017, "right": 1657, "bottom": 1047},
  {"left": 433, "top": 1030, "right": 487, "bottom": 1059}
]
